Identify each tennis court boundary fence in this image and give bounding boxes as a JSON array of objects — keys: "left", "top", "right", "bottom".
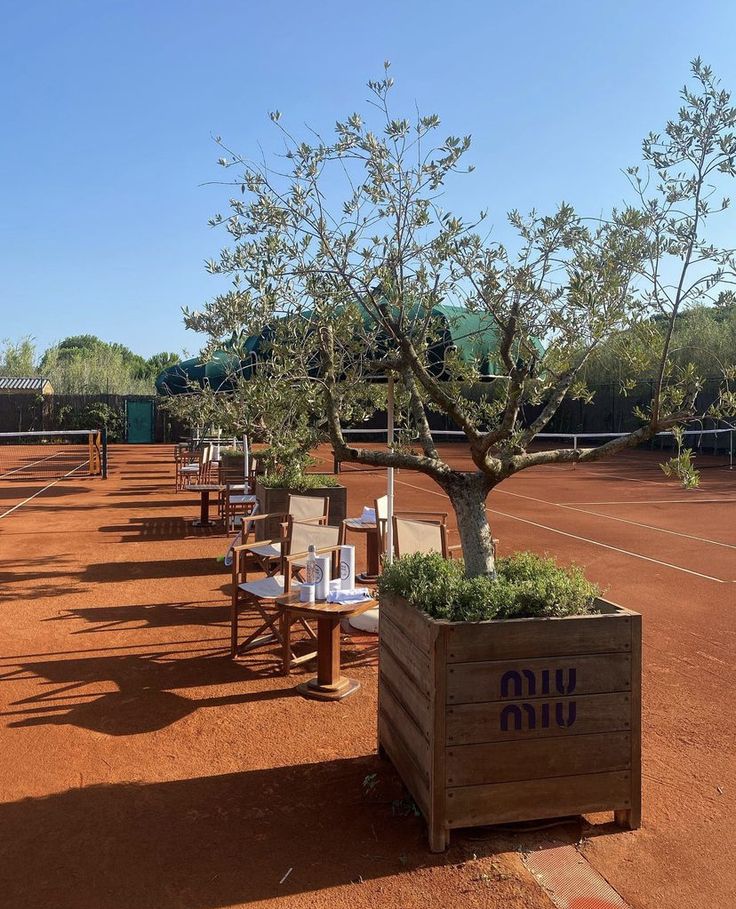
[{"left": 334, "top": 426, "right": 734, "bottom": 471}]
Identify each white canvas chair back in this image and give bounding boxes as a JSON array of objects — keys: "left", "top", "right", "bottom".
[
  {"left": 375, "top": 495, "right": 389, "bottom": 555},
  {"left": 288, "top": 520, "right": 340, "bottom": 556},
  {"left": 196, "top": 444, "right": 213, "bottom": 483},
  {"left": 288, "top": 494, "right": 329, "bottom": 523},
  {"left": 393, "top": 516, "right": 446, "bottom": 558}
]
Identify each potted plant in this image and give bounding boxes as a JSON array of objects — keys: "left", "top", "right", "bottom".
[
  {"left": 376, "top": 552, "right": 640, "bottom": 850},
  {"left": 218, "top": 446, "right": 247, "bottom": 475},
  {"left": 183, "top": 62, "right": 735, "bottom": 847},
  {"left": 253, "top": 439, "right": 346, "bottom": 538}
]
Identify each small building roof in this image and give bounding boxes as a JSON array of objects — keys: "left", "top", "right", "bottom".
[{"left": 0, "top": 376, "right": 54, "bottom": 394}]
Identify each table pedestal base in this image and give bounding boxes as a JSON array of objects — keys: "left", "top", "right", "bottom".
[{"left": 297, "top": 676, "right": 361, "bottom": 701}]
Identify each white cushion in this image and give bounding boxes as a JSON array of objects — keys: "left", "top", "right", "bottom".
[{"left": 350, "top": 607, "right": 379, "bottom": 634}]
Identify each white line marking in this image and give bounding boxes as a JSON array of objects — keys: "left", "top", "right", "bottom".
[
  {"left": 0, "top": 464, "right": 85, "bottom": 521},
  {"left": 494, "top": 488, "right": 736, "bottom": 550},
  {"left": 394, "top": 477, "right": 730, "bottom": 583},
  {"left": 558, "top": 498, "right": 736, "bottom": 506}
]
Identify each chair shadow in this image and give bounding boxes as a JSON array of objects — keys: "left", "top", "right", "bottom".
[
  {"left": 99, "top": 517, "right": 225, "bottom": 542},
  {"left": 82, "top": 557, "right": 227, "bottom": 583},
  {"left": 47, "top": 601, "right": 230, "bottom": 634},
  {"left": 0, "top": 650, "right": 290, "bottom": 736}
]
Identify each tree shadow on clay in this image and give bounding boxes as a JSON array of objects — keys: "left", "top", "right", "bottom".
[{"left": 0, "top": 755, "right": 468, "bottom": 909}]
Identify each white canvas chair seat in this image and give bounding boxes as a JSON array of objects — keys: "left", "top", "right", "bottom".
[
  {"left": 232, "top": 573, "right": 315, "bottom": 659},
  {"left": 238, "top": 574, "right": 301, "bottom": 600},
  {"left": 244, "top": 541, "right": 281, "bottom": 562},
  {"left": 180, "top": 464, "right": 199, "bottom": 474},
  {"left": 229, "top": 493, "right": 257, "bottom": 504}
]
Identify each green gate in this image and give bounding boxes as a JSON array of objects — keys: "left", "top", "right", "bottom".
[{"left": 126, "top": 400, "right": 154, "bottom": 443}]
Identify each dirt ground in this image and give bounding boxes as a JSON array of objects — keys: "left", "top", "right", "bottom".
[{"left": 1, "top": 442, "right": 735, "bottom": 909}]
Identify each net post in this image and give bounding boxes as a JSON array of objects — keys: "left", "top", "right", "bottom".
[
  {"left": 88, "top": 431, "right": 94, "bottom": 476},
  {"left": 101, "top": 427, "right": 108, "bottom": 479}
]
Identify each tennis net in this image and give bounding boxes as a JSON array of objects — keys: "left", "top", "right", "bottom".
[{"left": 0, "top": 430, "right": 106, "bottom": 481}]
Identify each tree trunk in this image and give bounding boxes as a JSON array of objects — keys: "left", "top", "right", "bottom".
[{"left": 444, "top": 474, "right": 496, "bottom": 578}]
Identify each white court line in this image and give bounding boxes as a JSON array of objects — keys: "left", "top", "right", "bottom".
[
  {"left": 394, "top": 477, "right": 730, "bottom": 584},
  {"left": 494, "top": 487, "right": 736, "bottom": 551},
  {"left": 559, "top": 498, "right": 736, "bottom": 506},
  {"left": 0, "top": 463, "right": 86, "bottom": 521}
]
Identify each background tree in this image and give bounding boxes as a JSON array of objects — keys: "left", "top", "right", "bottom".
[
  {"left": 187, "top": 61, "right": 736, "bottom": 577},
  {"left": 145, "top": 351, "right": 181, "bottom": 379},
  {"left": 40, "top": 335, "right": 159, "bottom": 394},
  {"left": 0, "top": 336, "right": 37, "bottom": 376}
]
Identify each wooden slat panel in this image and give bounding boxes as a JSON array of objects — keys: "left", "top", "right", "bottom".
[
  {"left": 624, "top": 612, "right": 643, "bottom": 828},
  {"left": 447, "top": 604, "right": 632, "bottom": 663},
  {"left": 380, "top": 614, "right": 432, "bottom": 697},
  {"left": 446, "top": 692, "right": 633, "bottom": 745},
  {"left": 429, "top": 623, "right": 449, "bottom": 852},
  {"left": 446, "top": 771, "right": 633, "bottom": 827},
  {"left": 379, "top": 645, "right": 431, "bottom": 737},
  {"left": 447, "top": 653, "right": 632, "bottom": 705},
  {"left": 446, "top": 732, "right": 631, "bottom": 787},
  {"left": 380, "top": 675, "right": 430, "bottom": 758},
  {"left": 380, "top": 593, "right": 435, "bottom": 654},
  {"left": 379, "top": 713, "right": 430, "bottom": 817}
]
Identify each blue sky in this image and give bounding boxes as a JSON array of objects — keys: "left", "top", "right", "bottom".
[{"left": 2, "top": 0, "right": 736, "bottom": 358}]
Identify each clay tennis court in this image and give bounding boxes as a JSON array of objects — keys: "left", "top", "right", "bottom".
[{"left": 1, "top": 443, "right": 734, "bottom": 909}]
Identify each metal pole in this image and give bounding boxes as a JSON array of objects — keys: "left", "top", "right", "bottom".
[
  {"left": 386, "top": 375, "right": 395, "bottom": 565},
  {"left": 243, "top": 433, "right": 250, "bottom": 486}
]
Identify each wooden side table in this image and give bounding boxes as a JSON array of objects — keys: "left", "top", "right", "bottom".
[
  {"left": 189, "top": 483, "right": 224, "bottom": 527},
  {"left": 275, "top": 592, "right": 377, "bottom": 701}
]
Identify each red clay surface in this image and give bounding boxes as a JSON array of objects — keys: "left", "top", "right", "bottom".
[{"left": 1, "top": 442, "right": 735, "bottom": 909}]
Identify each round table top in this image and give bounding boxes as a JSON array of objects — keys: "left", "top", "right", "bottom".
[
  {"left": 275, "top": 591, "right": 377, "bottom": 617},
  {"left": 343, "top": 518, "right": 377, "bottom": 532}
]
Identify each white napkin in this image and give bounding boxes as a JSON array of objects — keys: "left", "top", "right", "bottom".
[{"left": 326, "top": 587, "right": 371, "bottom": 604}]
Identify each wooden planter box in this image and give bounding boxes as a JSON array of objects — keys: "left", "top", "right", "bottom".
[
  {"left": 219, "top": 453, "right": 246, "bottom": 475},
  {"left": 254, "top": 481, "right": 347, "bottom": 540},
  {"left": 378, "top": 593, "right": 641, "bottom": 852}
]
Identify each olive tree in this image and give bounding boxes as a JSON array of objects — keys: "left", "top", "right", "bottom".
[{"left": 187, "top": 60, "right": 735, "bottom": 577}]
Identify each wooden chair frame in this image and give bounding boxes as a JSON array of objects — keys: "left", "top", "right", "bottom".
[{"left": 230, "top": 531, "right": 341, "bottom": 661}]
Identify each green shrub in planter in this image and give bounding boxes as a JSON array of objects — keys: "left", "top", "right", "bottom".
[
  {"left": 378, "top": 551, "right": 600, "bottom": 622},
  {"left": 219, "top": 446, "right": 242, "bottom": 459},
  {"left": 258, "top": 470, "right": 342, "bottom": 491}
]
